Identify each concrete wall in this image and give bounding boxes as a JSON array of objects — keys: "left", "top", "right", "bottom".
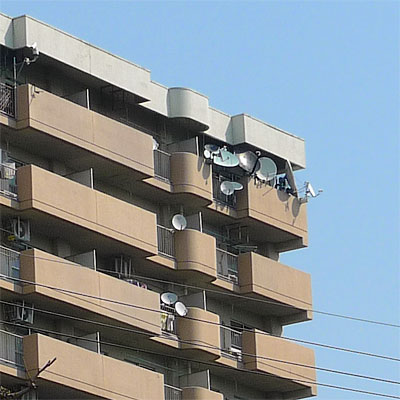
[
  {"left": 24, "top": 333, "right": 165, "bottom": 399},
  {"left": 17, "top": 164, "right": 158, "bottom": 255},
  {"left": 20, "top": 248, "right": 162, "bottom": 335}
]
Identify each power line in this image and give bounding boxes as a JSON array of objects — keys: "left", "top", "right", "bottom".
[
  {"left": 2, "top": 320, "right": 400, "bottom": 400},
  {"left": 0, "top": 299, "right": 398, "bottom": 387},
  {"left": 3, "top": 246, "right": 399, "bottom": 329},
  {"left": 1, "top": 272, "right": 399, "bottom": 364}
]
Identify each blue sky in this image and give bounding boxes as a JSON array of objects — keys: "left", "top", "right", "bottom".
[{"left": 1, "top": 1, "right": 399, "bottom": 399}]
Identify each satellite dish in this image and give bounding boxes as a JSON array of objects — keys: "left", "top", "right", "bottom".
[
  {"left": 203, "top": 149, "right": 212, "bottom": 159},
  {"left": 152, "top": 138, "right": 159, "bottom": 150},
  {"left": 204, "top": 144, "right": 220, "bottom": 154},
  {"left": 213, "top": 149, "right": 240, "bottom": 167},
  {"left": 231, "top": 182, "right": 243, "bottom": 191},
  {"left": 172, "top": 214, "right": 187, "bottom": 231},
  {"left": 175, "top": 301, "right": 188, "bottom": 316},
  {"left": 285, "top": 160, "right": 298, "bottom": 196},
  {"left": 220, "top": 181, "right": 235, "bottom": 196},
  {"left": 256, "top": 157, "right": 277, "bottom": 182},
  {"left": 306, "top": 182, "right": 323, "bottom": 198},
  {"left": 161, "top": 292, "right": 178, "bottom": 305},
  {"left": 236, "top": 151, "right": 261, "bottom": 174}
]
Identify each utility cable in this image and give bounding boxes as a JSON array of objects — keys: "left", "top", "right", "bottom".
[
  {"left": 1, "top": 272, "right": 399, "bottom": 364},
  {"left": 0, "top": 299, "right": 398, "bottom": 387},
  {"left": 1, "top": 243, "right": 398, "bottom": 329},
  {"left": 2, "top": 320, "right": 400, "bottom": 400}
]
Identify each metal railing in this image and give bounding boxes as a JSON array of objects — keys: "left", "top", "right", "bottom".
[
  {"left": 212, "top": 175, "right": 237, "bottom": 208},
  {"left": 164, "top": 384, "right": 182, "bottom": 400},
  {"left": 0, "top": 245, "right": 20, "bottom": 279},
  {"left": 216, "top": 248, "right": 239, "bottom": 283},
  {"left": 0, "top": 162, "right": 18, "bottom": 199},
  {"left": 0, "top": 83, "right": 15, "bottom": 117},
  {"left": 154, "top": 149, "right": 171, "bottom": 182},
  {"left": 220, "top": 325, "right": 242, "bottom": 351},
  {"left": 0, "top": 330, "right": 24, "bottom": 367},
  {"left": 161, "top": 304, "right": 176, "bottom": 334},
  {"left": 157, "top": 225, "right": 175, "bottom": 258}
]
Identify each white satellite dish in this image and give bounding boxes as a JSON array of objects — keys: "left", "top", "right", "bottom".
[
  {"left": 220, "top": 181, "right": 235, "bottom": 196},
  {"left": 172, "top": 214, "right": 187, "bottom": 231},
  {"left": 231, "top": 182, "right": 243, "bottom": 191},
  {"left": 203, "top": 149, "right": 212, "bottom": 159},
  {"left": 152, "top": 138, "right": 159, "bottom": 150},
  {"left": 236, "top": 151, "right": 261, "bottom": 174},
  {"left": 285, "top": 160, "right": 298, "bottom": 197},
  {"left": 161, "top": 292, "right": 178, "bottom": 305},
  {"left": 213, "top": 149, "right": 240, "bottom": 168},
  {"left": 175, "top": 301, "right": 188, "bottom": 316},
  {"left": 204, "top": 144, "right": 220, "bottom": 154},
  {"left": 306, "top": 182, "right": 323, "bottom": 198},
  {"left": 256, "top": 157, "right": 277, "bottom": 182}
]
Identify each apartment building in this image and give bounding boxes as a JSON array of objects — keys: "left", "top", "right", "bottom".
[{"left": 0, "top": 13, "right": 316, "bottom": 400}]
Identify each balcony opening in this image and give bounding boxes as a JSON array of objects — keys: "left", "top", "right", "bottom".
[
  {"left": 0, "top": 82, "right": 15, "bottom": 118},
  {"left": 164, "top": 384, "right": 182, "bottom": 400},
  {"left": 154, "top": 149, "right": 171, "bottom": 182},
  {"left": 157, "top": 225, "right": 175, "bottom": 258}
]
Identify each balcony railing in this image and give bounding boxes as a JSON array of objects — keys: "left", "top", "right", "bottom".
[
  {"left": 161, "top": 304, "right": 176, "bottom": 334},
  {"left": 157, "top": 225, "right": 175, "bottom": 258},
  {"left": 220, "top": 325, "right": 242, "bottom": 361},
  {"left": 154, "top": 149, "right": 171, "bottom": 182},
  {"left": 212, "top": 175, "right": 237, "bottom": 208},
  {"left": 216, "top": 247, "right": 238, "bottom": 283},
  {"left": 0, "top": 330, "right": 23, "bottom": 367},
  {"left": 0, "top": 245, "right": 20, "bottom": 279},
  {"left": 0, "top": 162, "right": 18, "bottom": 199},
  {"left": 0, "top": 82, "right": 15, "bottom": 117},
  {"left": 164, "top": 384, "right": 182, "bottom": 400}
]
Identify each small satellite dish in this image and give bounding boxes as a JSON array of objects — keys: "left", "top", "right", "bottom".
[
  {"left": 285, "top": 160, "right": 298, "bottom": 196},
  {"left": 236, "top": 151, "right": 261, "bottom": 174},
  {"left": 220, "top": 181, "right": 235, "bottom": 196},
  {"left": 306, "top": 182, "right": 323, "bottom": 198},
  {"left": 213, "top": 149, "right": 240, "bottom": 168},
  {"left": 172, "top": 214, "right": 187, "bottom": 231},
  {"left": 203, "top": 149, "right": 212, "bottom": 159},
  {"left": 161, "top": 292, "right": 178, "bottom": 305},
  {"left": 152, "top": 138, "right": 159, "bottom": 150},
  {"left": 231, "top": 182, "right": 243, "bottom": 191},
  {"left": 256, "top": 157, "right": 277, "bottom": 182},
  {"left": 204, "top": 144, "right": 220, "bottom": 154},
  {"left": 175, "top": 301, "right": 188, "bottom": 316}
]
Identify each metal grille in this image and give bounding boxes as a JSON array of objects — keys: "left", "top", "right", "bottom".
[
  {"left": 212, "top": 175, "right": 237, "bottom": 208},
  {"left": 0, "top": 330, "right": 23, "bottom": 366},
  {"left": 216, "top": 248, "right": 238, "bottom": 283},
  {"left": 220, "top": 326, "right": 242, "bottom": 350},
  {"left": 0, "top": 245, "right": 20, "bottom": 279},
  {"left": 0, "top": 162, "right": 18, "bottom": 199},
  {"left": 154, "top": 149, "right": 171, "bottom": 182},
  {"left": 164, "top": 384, "right": 182, "bottom": 400},
  {"left": 0, "top": 83, "right": 15, "bottom": 117},
  {"left": 157, "top": 225, "right": 175, "bottom": 258}
]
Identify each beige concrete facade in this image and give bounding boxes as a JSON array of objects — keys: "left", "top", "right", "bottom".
[{"left": 0, "top": 13, "right": 316, "bottom": 400}]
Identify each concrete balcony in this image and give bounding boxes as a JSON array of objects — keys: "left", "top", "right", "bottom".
[
  {"left": 177, "top": 307, "right": 221, "bottom": 361},
  {"left": 17, "top": 164, "right": 158, "bottom": 257},
  {"left": 242, "top": 329, "right": 316, "bottom": 399},
  {"left": 20, "top": 248, "right": 161, "bottom": 335},
  {"left": 236, "top": 180, "right": 308, "bottom": 250},
  {"left": 4, "top": 84, "right": 154, "bottom": 181},
  {"left": 238, "top": 252, "right": 312, "bottom": 325},
  {"left": 181, "top": 387, "right": 223, "bottom": 400},
  {"left": 170, "top": 152, "right": 212, "bottom": 205},
  {"left": 24, "top": 334, "right": 165, "bottom": 399},
  {"left": 175, "top": 229, "right": 217, "bottom": 282}
]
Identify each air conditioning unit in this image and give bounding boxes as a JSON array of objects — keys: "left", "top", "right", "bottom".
[
  {"left": 4, "top": 301, "right": 34, "bottom": 324},
  {"left": 228, "top": 274, "right": 239, "bottom": 284},
  {"left": 9, "top": 218, "right": 30, "bottom": 242}
]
